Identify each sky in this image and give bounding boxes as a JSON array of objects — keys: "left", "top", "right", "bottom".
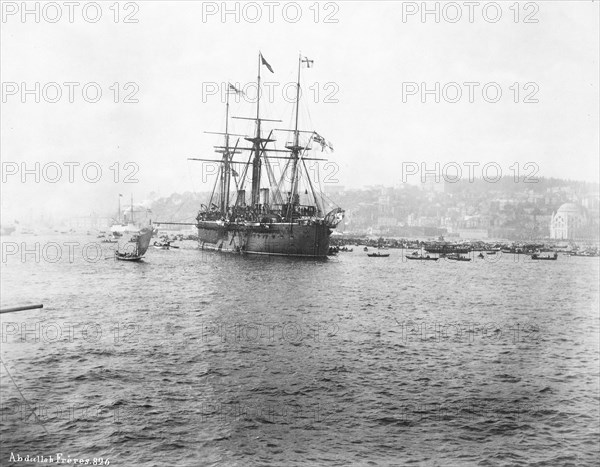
[{"left": 1, "top": 0, "right": 599, "bottom": 221}]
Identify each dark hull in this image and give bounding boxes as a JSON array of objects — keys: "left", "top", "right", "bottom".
[
  {"left": 425, "top": 247, "right": 471, "bottom": 254},
  {"left": 115, "top": 253, "right": 143, "bottom": 261},
  {"left": 406, "top": 256, "right": 438, "bottom": 261},
  {"left": 197, "top": 221, "right": 332, "bottom": 257}
]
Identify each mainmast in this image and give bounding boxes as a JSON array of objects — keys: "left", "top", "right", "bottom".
[
  {"left": 250, "top": 53, "right": 263, "bottom": 207},
  {"left": 241, "top": 52, "right": 279, "bottom": 208}
]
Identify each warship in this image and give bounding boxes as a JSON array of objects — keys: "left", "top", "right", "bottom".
[{"left": 187, "top": 53, "right": 344, "bottom": 257}]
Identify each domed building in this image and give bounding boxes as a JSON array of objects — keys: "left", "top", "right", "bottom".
[{"left": 549, "top": 203, "right": 594, "bottom": 240}]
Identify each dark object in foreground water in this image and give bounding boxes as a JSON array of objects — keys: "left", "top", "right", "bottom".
[
  {"left": 368, "top": 252, "right": 390, "bottom": 258},
  {"left": 0, "top": 304, "right": 43, "bottom": 314}
]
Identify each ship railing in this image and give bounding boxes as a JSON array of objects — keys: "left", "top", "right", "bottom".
[{"left": 271, "top": 203, "right": 317, "bottom": 218}]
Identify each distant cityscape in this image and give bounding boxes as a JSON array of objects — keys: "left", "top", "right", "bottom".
[
  {"left": 330, "top": 177, "right": 599, "bottom": 242},
  {"left": 4, "top": 177, "right": 598, "bottom": 243}
]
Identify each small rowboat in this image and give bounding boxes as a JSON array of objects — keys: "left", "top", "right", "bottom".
[
  {"left": 531, "top": 253, "right": 558, "bottom": 260},
  {"left": 447, "top": 254, "right": 471, "bottom": 262},
  {"left": 115, "top": 251, "right": 143, "bottom": 262},
  {"left": 406, "top": 255, "right": 438, "bottom": 261}
]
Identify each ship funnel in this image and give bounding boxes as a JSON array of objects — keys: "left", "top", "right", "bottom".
[{"left": 259, "top": 188, "right": 270, "bottom": 206}]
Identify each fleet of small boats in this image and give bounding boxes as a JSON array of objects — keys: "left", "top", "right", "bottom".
[
  {"left": 322, "top": 237, "right": 590, "bottom": 264},
  {"left": 102, "top": 208, "right": 594, "bottom": 265}
]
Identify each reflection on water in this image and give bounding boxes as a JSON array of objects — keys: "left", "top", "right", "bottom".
[{"left": 1, "top": 235, "right": 599, "bottom": 466}]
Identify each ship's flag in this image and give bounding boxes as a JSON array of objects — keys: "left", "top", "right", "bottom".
[
  {"left": 313, "top": 132, "right": 326, "bottom": 151},
  {"left": 313, "top": 132, "right": 334, "bottom": 153},
  {"left": 302, "top": 56, "right": 314, "bottom": 68},
  {"left": 260, "top": 53, "right": 274, "bottom": 73}
]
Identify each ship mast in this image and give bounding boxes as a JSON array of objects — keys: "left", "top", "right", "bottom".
[
  {"left": 250, "top": 53, "right": 263, "bottom": 207},
  {"left": 202, "top": 84, "right": 243, "bottom": 214},
  {"left": 221, "top": 89, "right": 231, "bottom": 213},
  {"left": 289, "top": 53, "right": 303, "bottom": 206}
]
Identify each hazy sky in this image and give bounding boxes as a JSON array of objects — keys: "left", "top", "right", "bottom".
[{"left": 1, "top": 1, "right": 599, "bottom": 220}]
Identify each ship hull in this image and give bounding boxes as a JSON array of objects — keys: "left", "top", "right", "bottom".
[{"left": 197, "top": 221, "right": 332, "bottom": 257}]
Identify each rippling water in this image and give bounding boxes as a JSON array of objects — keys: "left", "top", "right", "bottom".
[{"left": 1, "top": 235, "right": 599, "bottom": 466}]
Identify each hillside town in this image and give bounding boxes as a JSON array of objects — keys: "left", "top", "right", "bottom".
[
  {"left": 5, "top": 177, "right": 597, "bottom": 245},
  {"left": 332, "top": 177, "right": 599, "bottom": 242},
  {"left": 135, "top": 177, "right": 599, "bottom": 243}
]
